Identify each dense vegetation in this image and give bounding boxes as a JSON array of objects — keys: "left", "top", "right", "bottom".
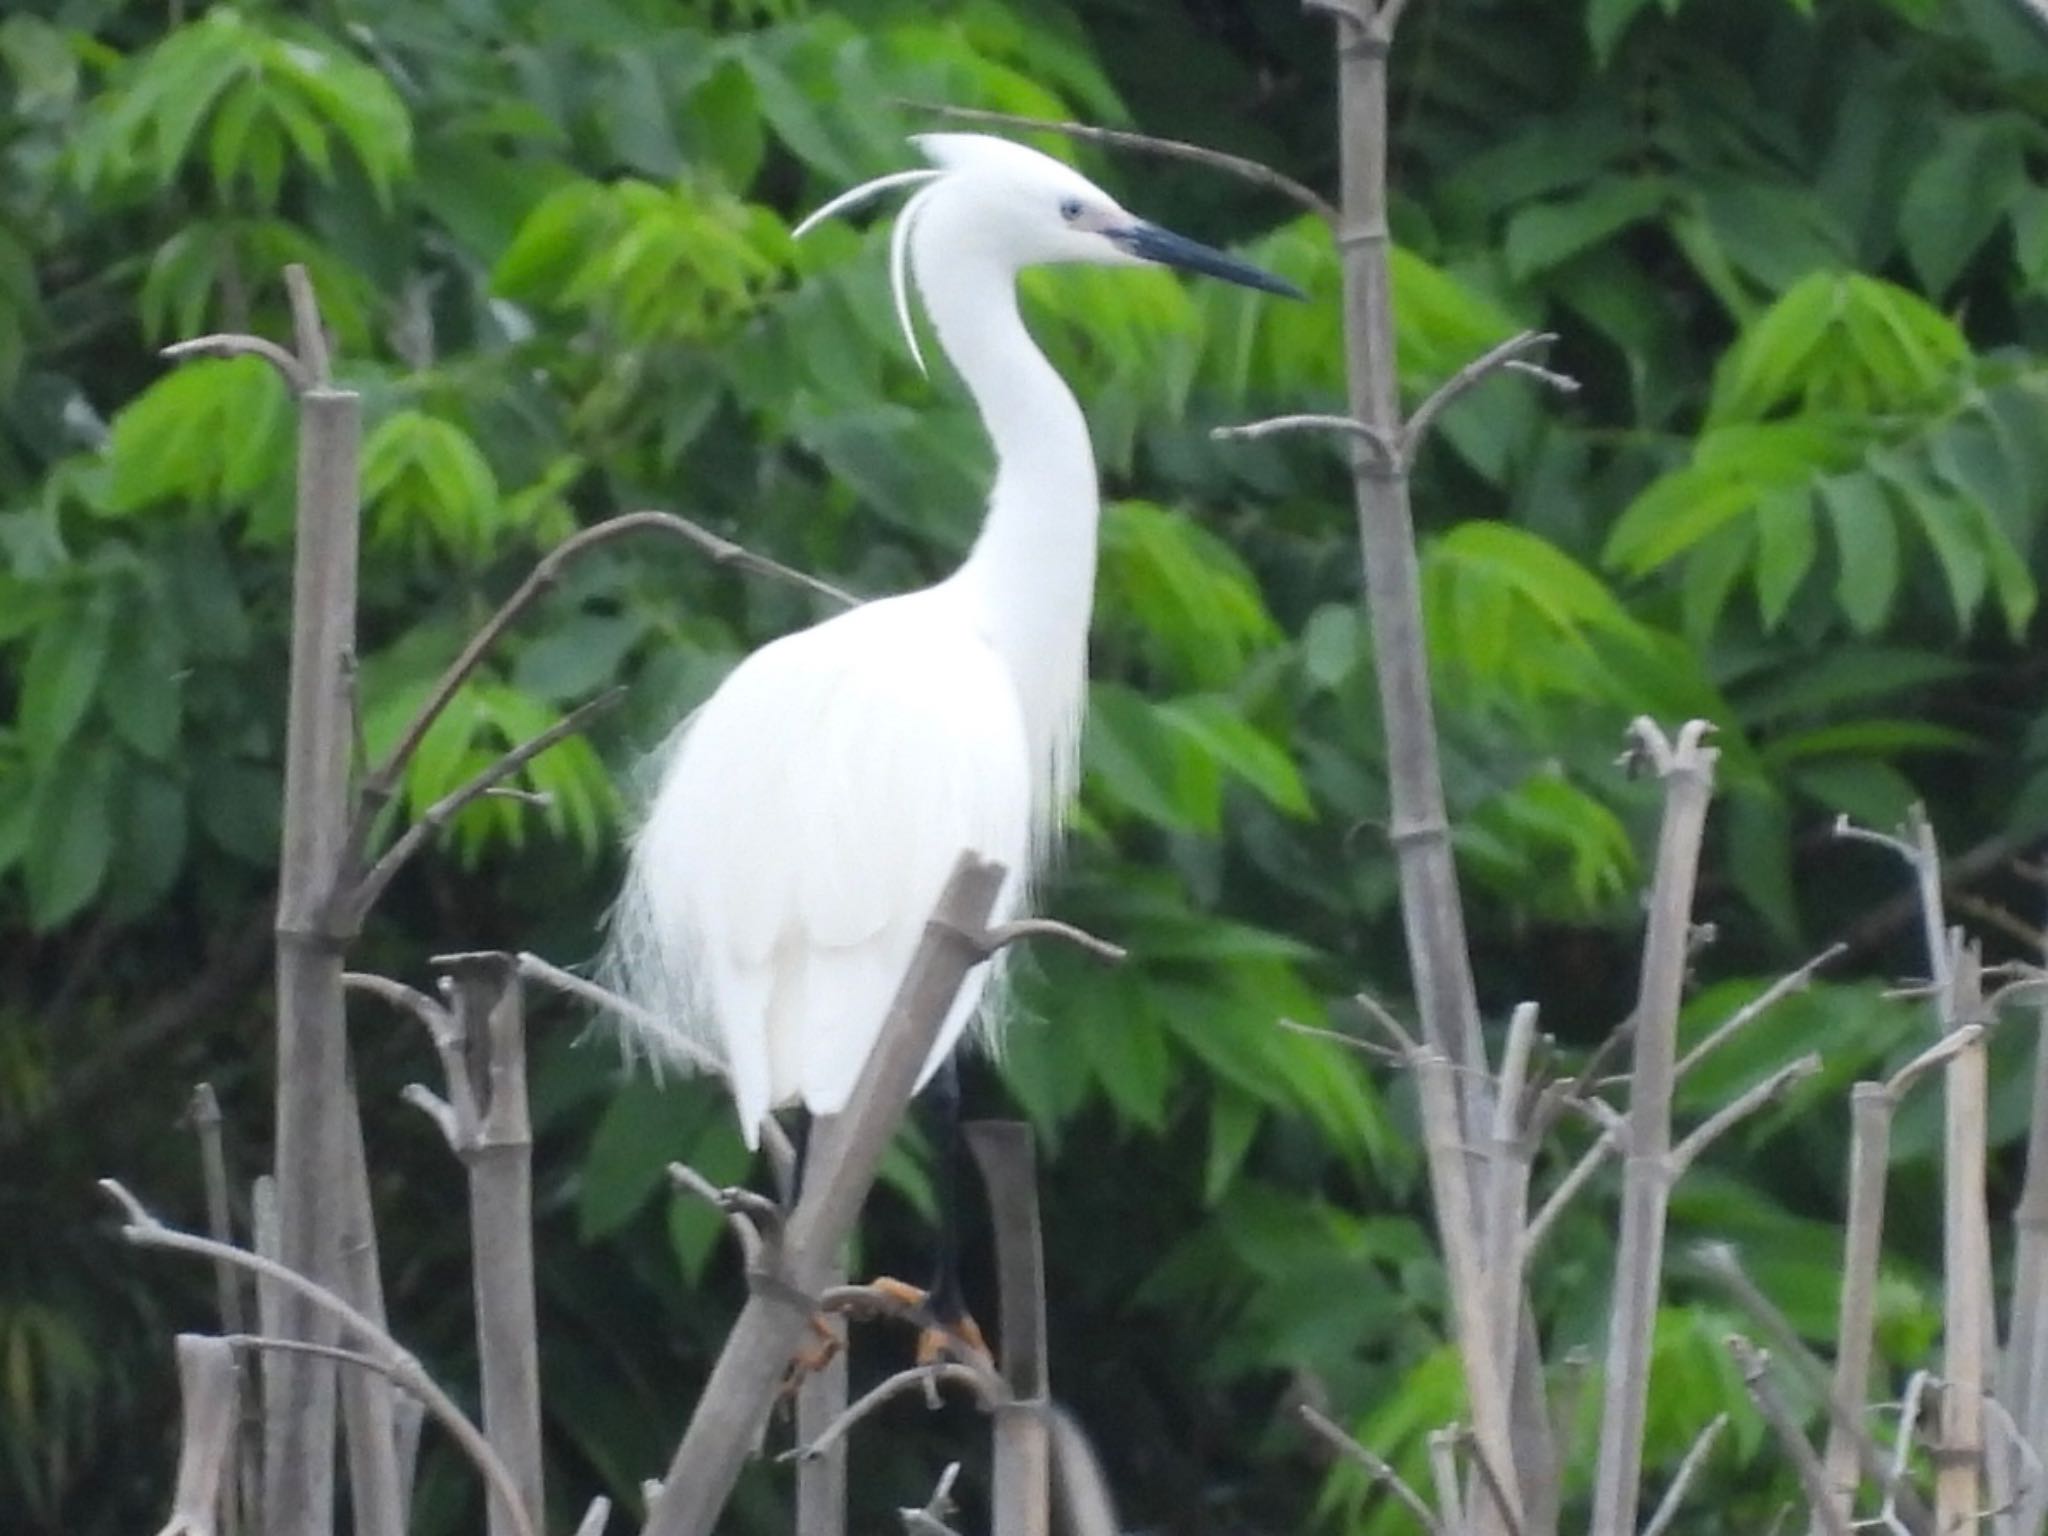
[{"left": 7, "top": 0, "right": 2048, "bottom": 1530}]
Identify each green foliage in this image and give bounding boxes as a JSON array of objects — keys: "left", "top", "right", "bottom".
[{"left": 8, "top": 0, "right": 2048, "bottom": 1532}]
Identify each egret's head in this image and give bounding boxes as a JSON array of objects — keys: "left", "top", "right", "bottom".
[{"left": 795, "top": 132, "right": 1302, "bottom": 371}]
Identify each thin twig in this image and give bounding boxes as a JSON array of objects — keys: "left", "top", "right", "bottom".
[
  {"left": 101, "top": 1182, "right": 536, "bottom": 1536},
  {"left": 976, "top": 918, "right": 1127, "bottom": 964},
  {"left": 1402, "top": 332, "right": 1574, "bottom": 465},
  {"left": 1211, "top": 414, "right": 1398, "bottom": 468},
  {"left": 1641, "top": 1413, "right": 1728, "bottom": 1536},
  {"left": 573, "top": 1499, "right": 612, "bottom": 1536},
  {"left": 1296, "top": 1405, "right": 1440, "bottom": 1534},
  {"left": 160, "top": 334, "right": 313, "bottom": 393},
  {"left": 343, "top": 688, "right": 625, "bottom": 926},
  {"left": 897, "top": 101, "right": 1336, "bottom": 222},
  {"left": 285, "top": 264, "right": 331, "bottom": 386},
  {"left": 351, "top": 512, "right": 853, "bottom": 887},
  {"left": 1674, "top": 944, "right": 1844, "bottom": 1079},
  {"left": 898, "top": 1462, "right": 964, "bottom": 1536},
  {"left": 666, "top": 1163, "right": 769, "bottom": 1269},
  {"left": 783, "top": 1365, "right": 1005, "bottom": 1464},
  {"left": 1669, "top": 1054, "right": 1821, "bottom": 1175},
  {"left": 1726, "top": 1337, "right": 1853, "bottom": 1536}
]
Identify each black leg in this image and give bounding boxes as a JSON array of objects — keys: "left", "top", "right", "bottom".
[
  {"left": 783, "top": 1112, "right": 811, "bottom": 1211},
  {"left": 924, "top": 1054, "right": 968, "bottom": 1325}
]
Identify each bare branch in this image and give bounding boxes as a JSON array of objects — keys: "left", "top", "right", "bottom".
[
  {"left": 351, "top": 512, "right": 853, "bottom": 883},
  {"left": 1674, "top": 944, "right": 1844, "bottom": 1079},
  {"left": 1641, "top": 1413, "right": 1727, "bottom": 1536},
  {"left": 898, "top": 1462, "right": 964, "bottom": 1536},
  {"left": 975, "top": 917, "right": 1127, "bottom": 964},
  {"left": 641, "top": 856, "right": 1012, "bottom": 1536},
  {"left": 284, "top": 264, "right": 331, "bottom": 385},
  {"left": 160, "top": 334, "right": 313, "bottom": 393},
  {"left": 1427, "top": 1428, "right": 1466, "bottom": 1536},
  {"left": 1590, "top": 719, "right": 1718, "bottom": 1536},
  {"left": 784, "top": 1365, "right": 1004, "bottom": 1464},
  {"left": 1048, "top": 1407, "right": 1123, "bottom": 1536},
  {"left": 1402, "top": 332, "right": 1575, "bottom": 464},
  {"left": 101, "top": 1182, "right": 536, "bottom": 1536},
  {"left": 667, "top": 1164, "right": 769, "bottom": 1270},
  {"left": 1726, "top": 1337, "right": 1853, "bottom": 1536},
  {"left": 344, "top": 687, "right": 625, "bottom": 925},
  {"left": 898, "top": 101, "right": 1336, "bottom": 222},
  {"left": 1884, "top": 1022, "right": 1985, "bottom": 1102},
  {"left": 1669, "top": 1054, "right": 1821, "bottom": 1176},
  {"left": 1211, "top": 414, "right": 1398, "bottom": 469},
  {"left": 574, "top": 1499, "right": 613, "bottom": 1536},
  {"left": 1297, "top": 1405, "right": 1440, "bottom": 1534}
]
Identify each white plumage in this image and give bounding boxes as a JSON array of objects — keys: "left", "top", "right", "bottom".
[{"left": 603, "top": 133, "right": 1299, "bottom": 1147}]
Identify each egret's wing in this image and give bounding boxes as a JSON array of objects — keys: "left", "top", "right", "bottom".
[{"left": 611, "top": 595, "right": 1030, "bottom": 1138}]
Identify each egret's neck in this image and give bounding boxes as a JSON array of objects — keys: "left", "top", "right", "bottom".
[
  {"left": 922, "top": 257, "right": 1099, "bottom": 609},
  {"left": 918, "top": 249, "right": 1098, "bottom": 827}
]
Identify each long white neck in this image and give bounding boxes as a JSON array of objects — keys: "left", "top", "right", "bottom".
[{"left": 914, "top": 229, "right": 1098, "bottom": 842}]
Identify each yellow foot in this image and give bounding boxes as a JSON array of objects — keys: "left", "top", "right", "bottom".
[
  {"left": 777, "top": 1313, "right": 844, "bottom": 1400},
  {"left": 864, "top": 1276, "right": 993, "bottom": 1369}
]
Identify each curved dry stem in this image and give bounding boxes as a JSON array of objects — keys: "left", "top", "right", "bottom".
[
  {"left": 344, "top": 687, "right": 625, "bottom": 926},
  {"left": 1211, "top": 414, "right": 1398, "bottom": 467},
  {"left": 101, "top": 1181, "right": 535, "bottom": 1536},
  {"left": 784, "top": 1364, "right": 1005, "bottom": 1464},
  {"left": 161, "top": 334, "right": 313, "bottom": 393},
  {"left": 976, "top": 917, "right": 1127, "bottom": 964},
  {"left": 1296, "top": 1404, "right": 1440, "bottom": 1534},
  {"left": 899, "top": 101, "right": 1336, "bottom": 223},
  {"left": 1640, "top": 1413, "right": 1728, "bottom": 1536},
  {"left": 354, "top": 511, "right": 853, "bottom": 873},
  {"left": 1402, "top": 331, "right": 1570, "bottom": 464}
]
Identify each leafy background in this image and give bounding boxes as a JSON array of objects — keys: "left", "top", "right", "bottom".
[{"left": 6, "top": 0, "right": 2048, "bottom": 1531}]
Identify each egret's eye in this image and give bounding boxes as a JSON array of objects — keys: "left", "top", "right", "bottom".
[{"left": 1058, "top": 197, "right": 1084, "bottom": 222}]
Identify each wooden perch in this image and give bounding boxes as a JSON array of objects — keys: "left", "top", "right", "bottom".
[{"left": 639, "top": 853, "right": 1009, "bottom": 1536}]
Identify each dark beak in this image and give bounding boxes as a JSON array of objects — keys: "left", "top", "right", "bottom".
[{"left": 1112, "top": 220, "right": 1306, "bottom": 299}]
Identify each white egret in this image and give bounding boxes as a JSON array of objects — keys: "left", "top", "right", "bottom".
[{"left": 603, "top": 132, "right": 1297, "bottom": 1203}]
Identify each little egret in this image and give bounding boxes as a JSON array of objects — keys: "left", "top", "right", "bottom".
[{"left": 603, "top": 133, "right": 1297, "bottom": 1279}]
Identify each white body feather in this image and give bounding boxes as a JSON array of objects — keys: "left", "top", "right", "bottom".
[{"left": 605, "top": 136, "right": 1109, "bottom": 1147}]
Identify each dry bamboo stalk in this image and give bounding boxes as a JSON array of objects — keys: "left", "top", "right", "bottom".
[
  {"left": 640, "top": 854, "right": 1009, "bottom": 1536},
  {"left": 1415, "top": 1049, "right": 1521, "bottom": 1528},
  {"left": 190, "top": 1086, "right": 259, "bottom": 1536},
  {"left": 796, "top": 1115, "right": 852, "bottom": 1536},
  {"left": 966, "top": 1121, "right": 1052, "bottom": 1536},
  {"left": 439, "top": 956, "right": 545, "bottom": 1536},
  {"left": 1822, "top": 1085, "right": 1896, "bottom": 1535},
  {"left": 159, "top": 1335, "right": 242, "bottom": 1536},
  {"left": 1588, "top": 720, "right": 1717, "bottom": 1536},
  {"left": 2007, "top": 988, "right": 2048, "bottom": 1535},
  {"left": 264, "top": 264, "right": 360, "bottom": 1536},
  {"left": 1939, "top": 937, "right": 1992, "bottom": 1535},
  {"left": 336, "top": 1077, "right": 405, "bottom": 1536}
]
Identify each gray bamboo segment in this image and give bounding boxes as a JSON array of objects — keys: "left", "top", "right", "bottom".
[
  {"left": 336, "top": 1076, "right": 405, "bottom": 1536},
  {"left": 2007, "top": 995, "right": 2048, "bottom": 1535},
  {"left": 1938, "top": 938, "right": 1992, "bottom": 1536},
  {"left": 1727, "top": 1337, "right": 1853, "bottom": 1536},
  {"left": 436, "top": 956, "right": 545, "bottom": 1536},
  {"left": 267, "top": 267, "right": 361, "bottom": 1536},
  {"left": 162, "top": 1335, "right": 242, "bottom": 1536},
  {"left": 1322, "top": 0, "right": 1485, "bottom": 1117},
  {"left": 1819, "top": 1084, "right": 1891, "bottom": 1536},
  {"left": 965, "top": 1121, "right": 1052, "bottom": 1536},
  {"left": 640, "top": 854, "right": 1009, "bottom": 1536},
  {"left": 191, "top": 1085, "right": 259, "bottom": 1536},
  {"left": 796, "top": 1116, "right": 852, "bottom": 1536},
  {"left": 1589, "top": 721, "right": 1717, "bottom": 1536}
]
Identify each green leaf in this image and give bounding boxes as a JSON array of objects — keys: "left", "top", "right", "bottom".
[
  {"left": 23, "top": 745, "right": 113, "bottom": 929},
  {"left": 1816, "top": 473, "right": 1900, "bottom": 634},
  {"left": 1158, "top": 698, "right": 1310, "bottom": 817},
  {"left": 1753, "top": 489, "right": 1817, "bottom": 629},
  {"left": 1900, "top": 117, "right": 2026, "bottom": 296},
  {"left": 1504, "top": 178, "right": 1666, "bottom": 282},
  {"left": 18, "top": 592, "right": 113, "bottom": 759},
  {"left": 1204, "top": 1089, "right": 1261, "bottom": 1206},
  {"left": 581, "top": 1078, "right": 718, "bottom": 1241}
]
